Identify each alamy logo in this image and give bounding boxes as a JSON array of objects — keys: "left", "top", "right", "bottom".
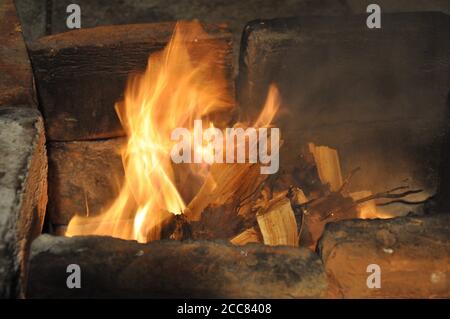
[
  {"left": 66, "top": 4, "right": 81, "bottom": 29},
  {"left": 170, "top": 120, "right": 280, "bottom": 174},
  {"left": 366, "top": 4, "right": 381, "bottom": 29},
  {"left": 366, "top": 264, "right": 381, "bottom": 289},
  {"left": 66, "top": 264, "right": 81, "bottom": 289}
]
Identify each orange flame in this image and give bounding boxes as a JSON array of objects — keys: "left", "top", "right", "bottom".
[{"left": 66, "top": 21, "right": 280, "bottom": 243}]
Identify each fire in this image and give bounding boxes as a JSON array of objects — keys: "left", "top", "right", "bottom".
[{"left": 66, "top": 21, "right": 280, "bottom": 242}]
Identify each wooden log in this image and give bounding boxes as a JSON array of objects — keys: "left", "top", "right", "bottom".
[
  {"left": 230, "top": 227, "right": 262, "bottom": 245},
  {"left": 290, "top": 187, "right": 308, "bottom": 204},
  {"left": 185, "top": 128, "right": 278, "bottom": 222},
  {"left": 256, "top": 197, "right": 298, "bottom": 247},
  {"left": 190, "top": 202, "right": 245, "bottom": 240},
  {"left": 28, "top": 22, "right": 233, "bottom": 141},
  {"left": 308, "top": 143, "right": 343, "bottom": 192},
  {"left": 185, "top": 163, "right": 266, "bottom": 221},
  {"left": 28, "top": 235, "right": 328, "bottom": 298}
]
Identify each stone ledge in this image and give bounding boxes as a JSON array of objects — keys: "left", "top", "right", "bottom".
[
  {"left": 318, "top": 214, "right": 450, "bottom": 298},
  {"left": 0, "top": 106, "right": 47, "bottom": 298},
  {"left": 27, "top": 235, "right": 328, "bottom": 298},
  {"left": 47, "top": 138, "right": 125, "bottom": 227},
  {"left": 28, "top": 22, "right": 233, "bottom": 141}
]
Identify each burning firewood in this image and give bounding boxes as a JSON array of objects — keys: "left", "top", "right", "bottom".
[
  {"left": 287, "top": 186, "right": 308, "bottom": 244},
  {"left": 292, "top": 183, "right": 424, "bottom": 250},
  {"left": 230, "top": 227, "right": 262, "bottom": 245},
  {"left": 149, "top": 142, "right": 426, "bottom": 249},
  {"left": 295, "top": 192, "right": 359, "bottom": 250},
  {"left": 308, "top": 143, "right": 343, "bottom": 192},
  {"left": 283, "top": 144, "right": 428, "bottom": 250},
  {"left": 230, "top": 188, "right": 305, "bottom": 247},
  {"left": 349, "top": 191, "right": 377, "bottom": 218},
  {"left": 185, "top": 162, "right": 267, "bottom": 221},
  {"left": 190, "top": 202, "right": 245, "bottom": 240},
  {"left": 256, "top": 196, "right": 298, "bottom": 247},
  {"left": 175, "top": 131, "right": 426, "bottom": 249},
  {"left": 160, "top": 213, "right": 192, "bottom": 241},
  {"left": 185, "top": 120, "right": 280, "bottom": 222},
  {"left": 148, "top": 141, "right": 427, "bottom": 248}
]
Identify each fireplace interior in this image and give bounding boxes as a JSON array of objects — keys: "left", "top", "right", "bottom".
[{"left": 0, "top": 0, "right": 449, "bottom": 299}]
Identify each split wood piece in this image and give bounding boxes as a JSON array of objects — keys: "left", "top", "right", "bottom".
[
  {"left": 237, "top": 187, "right": 307, "bottom": 246},
  {"left": 185, "top": 163, "right": 266, "bottom": 221},
  {"left": 189, "top": 202, "right": 245, "bottom": 241},
  {"left": 289, "top": 187, "right": 308, "bottom": 204},
  {"left": 257, "top": 197, "right": 298, "bottom": 247},
  {"left": 230, "top": 227, "right": 262, "bottom": 246},
  {"left": 267, "top": 147, "right": 325, "bottom": 197},
  {"left": 308, "top": 143, "right": 343, "bottom": 192},
  {"left": 287, "top": 186, "right": 308, "bottom": 245},
  {"left": 252, "top": 189, "right": 287, "bottom": 215}
]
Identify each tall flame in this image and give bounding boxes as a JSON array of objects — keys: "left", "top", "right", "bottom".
[{"left": 66, "top": 21, "right": 280, "bottom": 242}]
